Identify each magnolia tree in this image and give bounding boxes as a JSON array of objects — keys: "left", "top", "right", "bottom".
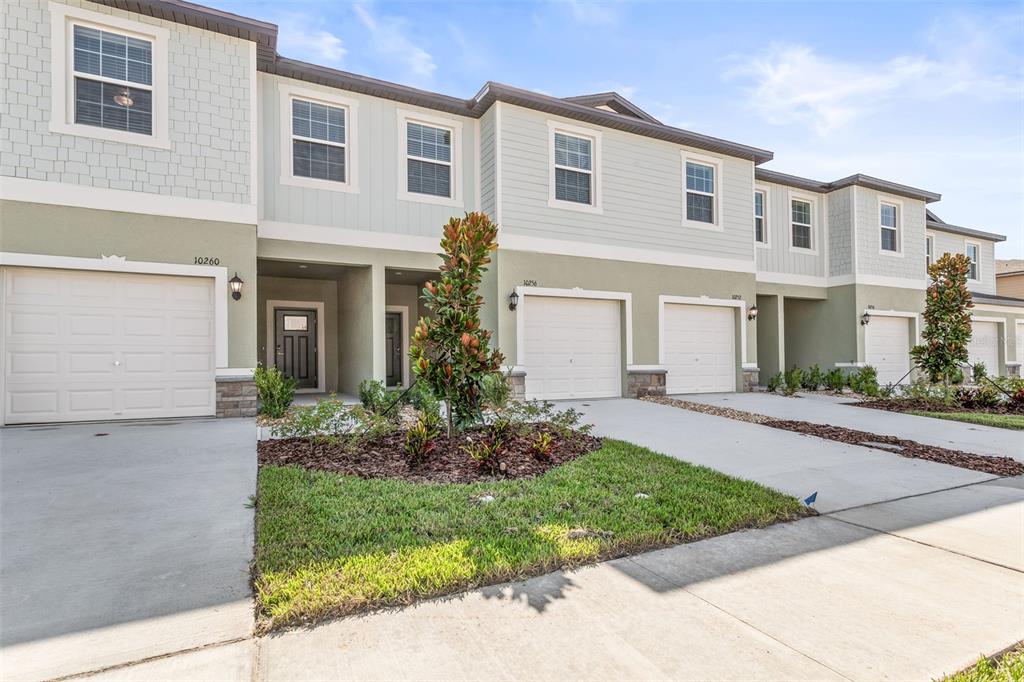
[
  {"left": 410, "top": 212, "right": 504, "bottom": 437},
  {"left": 910, "top": 252, "right": 974, "bottom": 384}
]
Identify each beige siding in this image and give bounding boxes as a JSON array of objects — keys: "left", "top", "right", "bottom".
[
  {"left": 853, "top": 188, "right": 927, "bottom": 281},
  {"left": 260, "top": 73, "right": 479, "bottom": 237},
  {"left": 997, "top": 273, "right": 1024, "bottom": 299},
  {"left": 930, "top": 230, "right": 997, "bottom": 295},
  {"left": 497, "top": 104, "right": 755, "bottom": 264},
  {"left": 753, "top": 182, "right": 827, "bottom": 277}
]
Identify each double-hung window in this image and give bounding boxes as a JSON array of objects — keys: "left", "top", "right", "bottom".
[
  {"left": 754, "top": 190, "right": 767, "bottom": 244},
  {"left": 965, "top": 242, "right": 980, "bottom": 281},
  {"left": 72, "top": 24, "right": 153, "bottom": 136},
  {"left": 685, "top": 161, "right": 715, "bottom": 224},
  {"left": 925, "top": 235, "right": 934, "bottom": 269},
  {"left": 880, "top": 202, "right": 899, "bottom": 252},
  {"left": 406, "top": 121, "right": 452, "bottom": 198},
  {"left": 291, "top": 99, "right": 347, "bottom": 184},
  {"left": 791, "top": 199, "right": 813, "bottom": 250},
  {"left": 553, "top": 132, "right": 593, "bottom": 205}
]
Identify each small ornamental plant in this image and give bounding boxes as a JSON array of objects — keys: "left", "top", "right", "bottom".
[
  {"left": 911, "top": 253, "right": 974, "bottom": 385},
  {"left": 410, "top": 212, "right": 505, "bottom": 437}
]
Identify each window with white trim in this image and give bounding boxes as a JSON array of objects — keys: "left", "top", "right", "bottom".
[
  {"left": 406, "top": 121, "right": 452, "bottom": 198},
  {"left": 72, "top": 24, "right": 153, "bottom": 136},
  {"left": 880, "top": 202, "right": 899, "bottom": 252},
  {"left": 754, "top": 190, "right": 767, "bottom": 243},
  {"left": 965, "top": 242, "right": 980, "bottom": 281},
  {"left": 291, "top": 99, "right": 347, "bottom": 183},
  {"left": 925, "top": 235, "right": 934, "bottom": 269},
  {"left": 791, "top": 199, "right": 813, "bottom": 249},
  {"left": 553, "top": 132, "right": 593, "bottom": 204},
  {"left": 685, "top": 161, "right": 715, "bottom": 224}
]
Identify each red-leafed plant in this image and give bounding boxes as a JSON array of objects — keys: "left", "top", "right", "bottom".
[
  {"left": 410, "top": 212, "right": 504, "bottom": 437},
  {"left": 911, "top": 253, "right": 974, "bottom": 385}
]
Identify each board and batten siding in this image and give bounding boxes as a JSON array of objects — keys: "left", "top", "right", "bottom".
[
  {"left": 260, "top": 73, "right": 479, "bottom": 238},
  {"left": 753, "top": 182, "right": 826, "bottom": 277},
  {"left": 853, "top": 187, "right": 927, "bottom": 282},
  {"left": 1, "top": 0, "right": 253, "bottom": 204},
  {"left": 929, "top": 229, "right": 997, "bottom": 295},
  {"left": 496, "top": 104, "right": 755, "bottom": 264}
]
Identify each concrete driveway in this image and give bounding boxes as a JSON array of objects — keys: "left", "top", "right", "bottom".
[
  {"left": 683, "top": 391, "right": 1024, "bottom": 460},
  {"left": 0, "top": 418, "right": 256, "bottom": 681}
]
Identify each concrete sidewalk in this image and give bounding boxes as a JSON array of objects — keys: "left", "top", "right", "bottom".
[
  {"left": 682, "top": 391, "right": 1023, "bottom": 460},
  {"left": 96, "top": 476, "right": 1024, "bottom": 681}
]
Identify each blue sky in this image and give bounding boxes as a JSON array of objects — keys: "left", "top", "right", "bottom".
[{"left": 215, "top": 0, "right": 1023, "bottom": 257}]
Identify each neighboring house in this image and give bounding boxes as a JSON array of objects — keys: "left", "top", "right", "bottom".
[
  {"left": 0, "top": 0, "right": 1021, "bottom": 425},
  {"left": 996, "top": 259, "right": 1024, "bottom": 299}
]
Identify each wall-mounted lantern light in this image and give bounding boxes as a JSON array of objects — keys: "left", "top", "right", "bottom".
[
  {"left": 860, "top": 311, "right": 871, "bottom": 326},
  {"left": 230, "top": 273, "right": 244, "bottom": 301},
  {"left": 747, "top": 305, "right": 759, "bottom": 321},
  {"left": 508, "top": 290, "right": 520, "bottom": 311}
]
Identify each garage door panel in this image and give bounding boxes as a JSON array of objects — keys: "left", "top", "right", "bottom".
[
  {"left": 864, "top": 316, "right": 911, "bottom": 386},
  {"left": 3, "top": 267, "right": 216, "bottom": 424},
  {"left": 664, "top": 304, "right": 736, "bottom": 394},
  {"left": 523, "top": 296, "right": 622, "bottom": 400},
  {"left": 968, "top": 321, "right": 999, "bottom": 372}
]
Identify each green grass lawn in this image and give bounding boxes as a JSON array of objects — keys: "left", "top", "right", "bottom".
[
  {"left": 908, "top": 411, "right": 1024, "bottom": 430},
  {"left": 254, "top": 438, "right": 807, "bottom": 631},
  {"left": 939, "top": 644, "right": 1023, "bottom": 681}
]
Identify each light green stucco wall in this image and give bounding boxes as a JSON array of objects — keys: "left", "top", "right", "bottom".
[
  {"left": 0, "top": 200, "right": 257, "bottom": 368},
  {"left": 783, "top": 285, "right": 859, "bottom": 370}
]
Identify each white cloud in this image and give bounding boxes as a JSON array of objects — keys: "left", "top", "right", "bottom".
[
  {"left": 353, "top": 3, "right": 436, "bottom": 82},
  {"left": 560, "top": 0, "right": 619, "bottom": 26},
  {"left": 276, "top": 15, "right": 346, "bottom": 66}
]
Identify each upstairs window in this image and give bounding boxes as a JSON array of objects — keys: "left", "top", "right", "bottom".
[
  {"left": 553, "top": 132, "right": 593, "bottom": 204},
  {"left": 880, "top": 202, "right": 899, "bottom": 252},
  {"left": 965, "top": 242, "right": 980, "bottom": 281},
  {"left": 72, "top": 25, "right": 153, "bottom": 136},
  {"left": 291, "top": 99, "right": 346, "bottom": 184},
  {"left": 791, "top": 199, "right": 813, "bottom": 249},
  {"left": 925, "top": 235, "right": 934, "bottom": 269},
  {"left": 754, "top": 190, "right": 767, "bottom": 243},
  {"left": 685, "top": 161, "right": 715, "bottom": 224},
  {"left": 406, "top": 121, "right": 452, "bottom": 198}
]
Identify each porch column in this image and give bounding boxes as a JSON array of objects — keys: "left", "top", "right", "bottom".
[{"left": 371, "top": 263, "right": 387, "bottom": 382}]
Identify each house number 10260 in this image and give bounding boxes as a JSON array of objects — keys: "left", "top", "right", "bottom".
[{"left": 194, "top": 256, "right": 221, "bottom": 265}]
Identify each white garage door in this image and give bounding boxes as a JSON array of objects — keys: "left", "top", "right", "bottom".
[
  {"left": 3, "top": 267, "right": 216, "bottom": 424},
  {"left": 523, "top": 296, "right": 621, "bottom": 400},
  {"left": 663, "top": 303, "right": 736, "bottom": 394},
  {"left": 864, "top": 315, "right": 911, "bottom": 385},
  {"left": 968, "top": 321, "right": 999, "bottom": 374}
]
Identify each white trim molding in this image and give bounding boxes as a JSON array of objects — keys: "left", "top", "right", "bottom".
[
  {"left": 754, "top": 184, "right": 770, "bottom": 249},
  {"left": 258, "top": 220, "right": 439, "bottom": 253},
  {"left": 385, "top": 304, "right": 411, "bottom": 389},
  {"left": 547, "top": 120, "right": 603, "bottom": 214},
  {"left": 0, "top": 251, "right": 229, "bottom": 367},
  {"left": 266, "top": 299, "right": 326, "bottom": 393},
  {"left": 755, "top": 270, "right": 926, "bottom": 291},
  {"left": 973, "top": 303, "right": 1024, "bottom": 315},
  {"left": 216, "top": 367, "right": 256, "bottom": 378},
  {"left": 1, "top": 176, "right": 257, "bottom": 225},
  {"left": 970, "top": 315, "right": 1008, "bottom": 367},
  {"left": 877, "top": 195, "right": 904, "bottom": 258},
  {"left": 681, "top": 150, "right": 724, "bottom": 232},
  {"left": 657, "top": 295, "right": 750, "bottom": 368},
  {"left": 787, "top": 190, "right": 820, "bottom": 255},
  {"left": 396, "top": 108, "right": 464, "bottom": 207},
  {"left": 49, "top": 1, "right": 171, "bottom": 149},
  {"left": 964, "top": 240, "right": 982, "bottom": 284},
  {"left": 514, "top": 286, "right": 633, "bottom": 367},
  {"left": 861, "top": 308, "right": 921, "bottom": 347},
  {"left": 278, "top": 82, "right": 360, "bottom": 194}
]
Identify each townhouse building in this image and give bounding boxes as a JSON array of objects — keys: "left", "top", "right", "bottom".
[{"left": 1, "top": 0, "right": 1019, "bottom": 425}]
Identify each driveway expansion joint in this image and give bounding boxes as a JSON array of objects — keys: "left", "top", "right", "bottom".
[{"left": 53, "top": 636, "right": 253, "bottom": 681}]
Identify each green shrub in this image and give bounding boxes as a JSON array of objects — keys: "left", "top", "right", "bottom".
[
  {"left": 765, "top": 372, "right": 783, "bottom": 393},
  {"left": 950, "top": 366, "right": 965, "bottom": 385},
  {"left": 253, "top": 364, "right": 298, "bottom": 419},
  {"left": 271, "top": 400, "right": 393, "bottom": 451},
  {"left": 782, "top": 366, "right": 804, "bottom": 395},
  {"left": 848, "top": 366, "right": 879, "bottom": 397},
  {"left": 406, "top": 381, "right": 441, "bottom": 422},
  {"left": 358, "top": 379, "right": 396, "bottom": 414},
  {"left": 462, "top": 437, "right": 503, "bottom": 474},
  {"left": 480, "top": 371, "right": 512, "bottom": 411},
  {"left": 530, "top": 431, "right": 555, "bottom": 460},
  {"left": 972, "top": 362, "right": 987, "bottom": 384},
  {"left": 911, "top": 253, "right": 974, "bottom": 383},
  {"left": 824, "top": 368, "right": 846, "bottom": 392},
  {"left": 404, "top": 417, "right": 440, "bottom": 464},
  {"left": 802, "top": 364, "right": 824, "bottom": 391}
]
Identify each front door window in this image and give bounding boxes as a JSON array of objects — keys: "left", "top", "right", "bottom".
[{"left": 274, "top": 308, "right": 317, "bottom": 389}]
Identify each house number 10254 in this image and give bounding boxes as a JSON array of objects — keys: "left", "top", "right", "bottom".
[{"left": 194, "top": 256, "right": 221, "bottom": 265}]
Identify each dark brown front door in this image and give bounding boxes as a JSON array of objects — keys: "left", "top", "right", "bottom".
[
  {"left": 275, "top": 308, "right": 317, "bottom": 389},
  {"left": 386, "top": 311, "right": 402, "bottom": 387}
]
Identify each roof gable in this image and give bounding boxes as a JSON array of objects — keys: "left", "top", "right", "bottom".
[{"left": 562, "top": 93, "right": 661, "bottom": 124}]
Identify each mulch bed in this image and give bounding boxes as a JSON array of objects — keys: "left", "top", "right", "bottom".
[
  {"left": 853, "top": 398, "right": 1024, "bottom": 416},
  {"left": 643, "top": 395, "right": 1024, "bottom": 477},
  {"left": 258, "top": 428, "right": 602, "bottom": 484}
]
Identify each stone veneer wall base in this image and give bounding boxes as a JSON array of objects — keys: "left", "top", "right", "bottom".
[
  {"left": 216, "top": 376, "right": 258, "bottom": 418},
  {"left": 627, "top": 369, "right": 667, "bottom": 398},
  {"left": 742, "top": 367, "right": 759, "bottom": 392}
]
